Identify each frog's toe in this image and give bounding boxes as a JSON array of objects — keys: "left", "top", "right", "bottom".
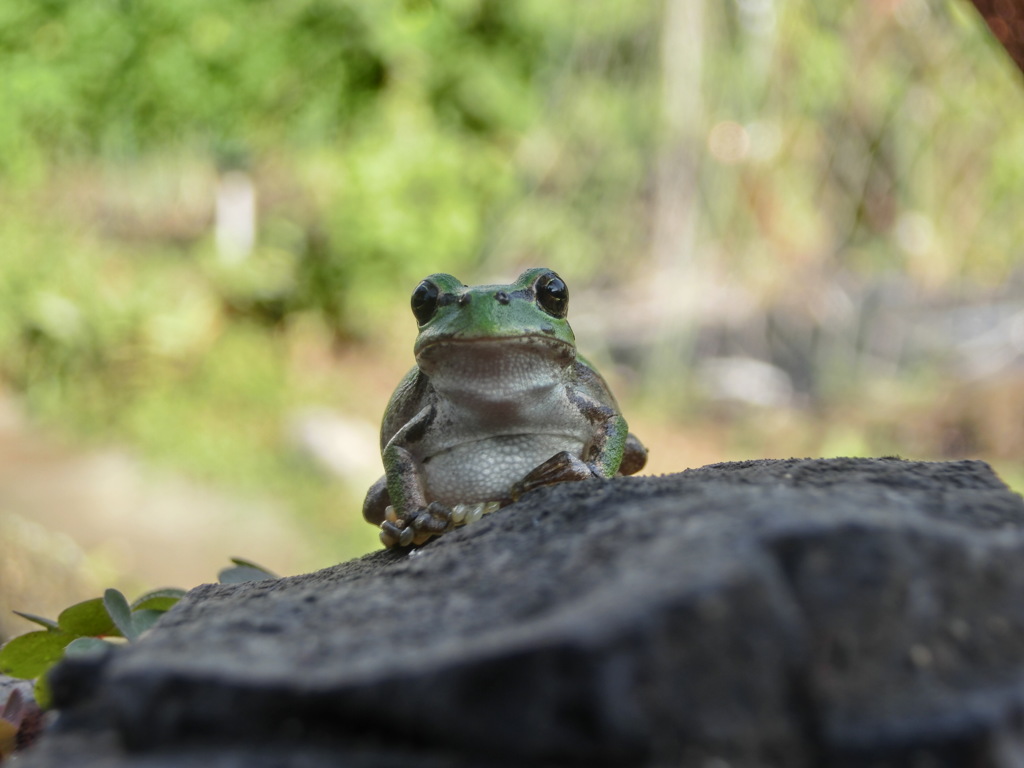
[
  {"left": 379, "top": 520, "right": 413, "bottom": 549},
  {"left": 411, "top": 501, "right": 453, "bottom": 534},
  {"left": 451, "top": 501, "right": 502, "bottom": 526},
  {"left": 380, "top": 503, "right": 454, "bottom": 549}
]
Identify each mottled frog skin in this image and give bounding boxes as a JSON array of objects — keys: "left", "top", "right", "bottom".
[{"left": 363, "top": 268, "right": 647, "bottom": 547}]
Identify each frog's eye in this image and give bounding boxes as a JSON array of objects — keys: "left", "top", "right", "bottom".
[
  {"left": 411, "top": 280, "right": 440, "bottom": 325},
  {"left": 535, "top": 273, "right": 569, "bottom": 319}
]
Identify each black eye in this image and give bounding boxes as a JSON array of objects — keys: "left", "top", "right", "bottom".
[
  {"left": 535, "top": 273, "right": 569, "bottom": 318},
  {"left": 411, "top": 280, "right": 440, "bottom": 325}
]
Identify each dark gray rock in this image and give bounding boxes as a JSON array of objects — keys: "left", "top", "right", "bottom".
[{"left": 18, "top": 458, "right": 1024, "bottom": 767}]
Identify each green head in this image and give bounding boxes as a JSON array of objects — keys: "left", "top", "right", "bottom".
[{"left": 409, "top": 268, "right": 576, "bottom": 361}]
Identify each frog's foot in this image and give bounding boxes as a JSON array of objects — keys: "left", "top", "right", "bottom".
[
  {"left": 379, "top": 501, "right": 453, "bottom": 548},
  {"left": 450, "top": 501, "right": 502, "bottom": 527},
  {"left": 509, "top": 451, "right": 598, "bottom": 501},
  {"left": 619, "top": 432, "right": 648, "bottom": 476}
]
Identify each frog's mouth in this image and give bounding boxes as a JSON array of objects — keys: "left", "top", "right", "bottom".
[
  {"left": 415, "top": 335, "right": 576, "bottom": 375},
  {"left": 416, "top": 334, "right": 575, "bottom": 359}
]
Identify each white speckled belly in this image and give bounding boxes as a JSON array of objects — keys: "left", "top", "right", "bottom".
[{"left": 422, "top": 434, "right": 585, "bottom": 505}]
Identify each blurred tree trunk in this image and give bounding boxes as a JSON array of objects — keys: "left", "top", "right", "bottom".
[
  {"left": 651, "top": 0, "right": 704, "bottom": 280},
  {"left": 640, "top": 0, "right": 706, "bottom": 392},
  {"left": 968, "top": 0, "right": 1024, "bottom": 75}
]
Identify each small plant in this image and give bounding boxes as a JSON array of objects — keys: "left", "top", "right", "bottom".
[
  {"left": 216, "top": 557, "right": 279, "bottom": 585},
  {"left": 0, "top": 557, "right": 277, "bottom": 762},
  {"left": 0, "top": 587, "right": 187, "bottom": 709}
]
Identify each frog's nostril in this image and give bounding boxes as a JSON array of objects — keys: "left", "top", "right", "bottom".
[
  {"left": 458, "top": 294, "right": 472, "bottom": 307},
  {"left": 495, "top": 291, "right": 510, "bottom": 305}
]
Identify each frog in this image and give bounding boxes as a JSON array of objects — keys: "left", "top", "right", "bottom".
[{"left": 363, "top": 267, "right": 648, "bottom": 548}]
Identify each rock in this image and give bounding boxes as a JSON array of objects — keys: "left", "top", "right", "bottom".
[{"left": 16, "top": 458, "right": 1024, "bottom": 767}]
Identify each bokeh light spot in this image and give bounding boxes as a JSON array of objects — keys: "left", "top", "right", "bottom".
[{"left": 708, "top": 120, "right": 750, "bottom": 164}]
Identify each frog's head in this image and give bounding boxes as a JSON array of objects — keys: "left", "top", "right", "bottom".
[{"left": 410, "top": 268, "right": 577, "bottom": 371}]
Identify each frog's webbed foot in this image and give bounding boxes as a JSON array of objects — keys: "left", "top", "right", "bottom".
[
  {"left": 378, "top": 500, "right": 505, "bottom": 549},
  {"left": 509, "top": 451, "right": 598, "bottom": 501},
  {"left": 379, "top": 501, "right": 453, "bottom": 549}
]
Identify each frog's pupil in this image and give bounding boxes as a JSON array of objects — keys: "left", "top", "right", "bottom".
[
  {"left": 536, "top": 274, "right": 569, "bottom": 318},
  {"left": 411, "top": 281, "right": 440, "bottom": 325}
]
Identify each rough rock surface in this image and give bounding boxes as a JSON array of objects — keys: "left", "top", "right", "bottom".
[{"left": 17, "top": 458, "right": 1024, "bottom": 767}]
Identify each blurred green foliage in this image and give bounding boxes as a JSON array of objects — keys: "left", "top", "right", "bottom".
[
  {"left": 0, "top": 0, "right": 662, "bottom": 316},
  {"left": 0, "top": 0, "right": 664, "bottom": 531},
  {"left": 0, "top": 0, "right": 1022, "bottom": 556}
]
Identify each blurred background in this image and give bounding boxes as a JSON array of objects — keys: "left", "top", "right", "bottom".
[{"left": 1, "top": 0, "right": 1022, "bottom": 637}]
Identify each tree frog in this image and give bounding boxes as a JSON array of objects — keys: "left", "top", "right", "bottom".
[{"left": 363, "top": 268, "right": 647, "bottom": 548}]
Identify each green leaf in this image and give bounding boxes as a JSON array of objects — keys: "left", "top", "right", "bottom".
[
  {"left": 228, "top": 557, "right": 278, "bottom": 577},
  {"left": 64, "top": 637, "right": 114, "bottom": 658},
  {"left": 12, "top": 612, "right": 59, "bottom": 631},
  {"left": 218, "top": 565, "right": 277, "bottom": 585},
  {"left": 129, "top": 610, "right": 164, "bottom": 636},
  {"left": 58, "top": 598, "right": 119, "bottom": 638},
  {"left": 33, "top": 674, "right": 52, "bottom": 710},
  {"left": 103, "top": 589, "right": 138, "bottom": 641},
  {"left": 130, "top": 588, "right": 186, "bottom": 613},
  {"left": 0, "top": 631, "right": 74, "bottom": 679}
]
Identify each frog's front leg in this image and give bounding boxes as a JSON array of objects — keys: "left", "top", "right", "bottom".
[
  {"left": 375, "top": 411, "right": 454, "bottom": 549},
  {"left": 508, "top": 451, "right": 596, "bottom": 500},
  {"left": 510, "top": 399, "right": 631, "bottom": 500}
]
